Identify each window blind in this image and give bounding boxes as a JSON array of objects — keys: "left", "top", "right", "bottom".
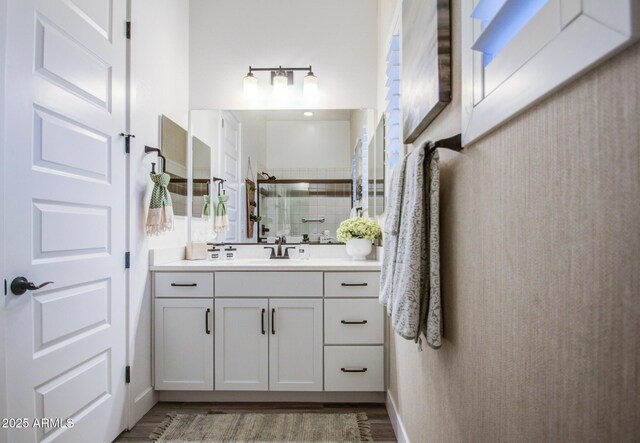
[
  {"left": 385, "top": 35, "right": 401, "bottom": 169},
  {"left": 471, "top": 0, "right": 548, "bottom": 66}
]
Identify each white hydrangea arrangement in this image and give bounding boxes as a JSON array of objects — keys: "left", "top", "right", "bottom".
[{"left": 337, "top": 217, "right": 382, "bottom": 243}]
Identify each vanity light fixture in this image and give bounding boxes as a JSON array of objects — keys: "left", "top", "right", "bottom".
[{"left": 243, "top": 65, "right": 318, "bottom": 98}]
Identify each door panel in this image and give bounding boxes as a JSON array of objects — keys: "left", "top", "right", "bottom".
[
  {"left": 215, "top": 299, "right": 269, "bottom": 391},
  {"left": 269, "top": 299, "right": 323, "bottom": 391},
  {"left": 3, "top": 0, "right": 127, "bottom": 441},
  {"left": 154, "top": 299, "right": 214, "bottom": 391},
  {"left": 218, "top": 111, "right": 240, "bottom": 242}
]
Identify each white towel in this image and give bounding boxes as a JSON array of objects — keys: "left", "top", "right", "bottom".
[{"left": 379, "top": 144, "right": 442, "bottom": 349}]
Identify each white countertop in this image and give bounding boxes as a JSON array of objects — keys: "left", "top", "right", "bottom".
[{"left": 150, "top": 258, "right": 382, "bottom": 272}]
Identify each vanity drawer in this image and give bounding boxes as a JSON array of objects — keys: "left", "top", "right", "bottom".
[
  {"left": 154, "top": 272, "right": 214, "bottom": 298},
  {"left": 324, "top": 272, "right": 380, "bottom": 298},
  {"left": 215, "top": 272, "right": 323, "bottom": 297},
  {"left": 324, "top": 299, "right": 384, "bottom": 345},
  {"left": 324, "top": 346, "right": 384, "bottom": 392}
]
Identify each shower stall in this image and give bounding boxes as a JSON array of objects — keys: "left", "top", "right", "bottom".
[{"left": 257, "top": 179, "right": 353, "bottom": 243}]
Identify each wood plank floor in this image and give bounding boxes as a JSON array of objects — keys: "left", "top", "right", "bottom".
[{"left": 114, "top": 402, "right": 397, "bottom": 443}]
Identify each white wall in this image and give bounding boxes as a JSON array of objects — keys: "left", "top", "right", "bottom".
[
  {"left": 129, "top": 0, "right": 190, "bottom": 425},
  {"left": 0, "top": 0, "right": 8, "bottom": 440},
  {"left": 266, "top": 121, "right": 351, "bottom": 170},
  {"left": 189, "top": 0, "right": 377, "bottom": 110}
]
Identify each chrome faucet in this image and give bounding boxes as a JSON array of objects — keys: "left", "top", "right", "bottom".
[{"left": 264, "top": 236, "right": 295, "bottom": 259}]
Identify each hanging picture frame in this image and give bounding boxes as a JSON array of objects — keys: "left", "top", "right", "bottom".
[
  {"left": 402, "top": 0, "right": 452, "bottom": 143},
  {"left": 245, "top": 179, "right": 257, "bottom": 238}
]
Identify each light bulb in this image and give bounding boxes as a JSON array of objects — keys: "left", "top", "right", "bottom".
[
  {"left": 303, "top": 71, "right": 318, "bottom": 99},
  {"left": 273, "top": 70, "right": 288, "bottom": 96},
  {"left": 243, "top": 72, "right": 258, "bottom": 98}
]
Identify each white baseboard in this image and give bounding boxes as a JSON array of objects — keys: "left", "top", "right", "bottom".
[
  {"left": 158, "top": 390, "right": 386, "bottom": 403},
  {"left": 132, "top": 386, "right": 158, "bottom": 428},
  {"left": 386, "top": 390, "right": 410, "bottom": 443}
]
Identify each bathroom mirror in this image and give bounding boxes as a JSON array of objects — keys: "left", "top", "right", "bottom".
[
  {"left": 369, "top": 115, "right": 385, "bottom": 217},
  {"left": 191, "top": 136, "right": 211, "bottom": 219},
  {"left": 161, "top": 115, "right": 188, "bottom": 217},
  {"left": 188, "top": 108, "right": 376, "bottom": 243}
]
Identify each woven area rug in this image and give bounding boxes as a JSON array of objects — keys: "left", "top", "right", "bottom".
[{"left": 150, "top": 412, "right": 373, "bottom": 443}]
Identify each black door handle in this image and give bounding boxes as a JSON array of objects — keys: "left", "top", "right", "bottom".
[
  {"left": 261, "top": 308, "right": 266, "bottom": 335},
  {"left": 341, "top": 320, "right": 368, "bottom": 325},
  {"left": 271, "top": 308, "right": 276, "bottom": 335},
  {"left": 10, "top": 277, "right": 54, "bottom": 295},
  {"left": 341, "top": 283, "right": 368, "bottom": 287},
  {"left": 205, "top": 308, "right": 211, "bottom": 334},
  {"left": 171, "top": 283, "right": 197, "bottom": 287},
  {"left": 341, "top": 367, "right": 367, "bottom": 373}
]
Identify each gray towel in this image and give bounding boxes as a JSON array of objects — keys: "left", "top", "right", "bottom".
[{"left": 379, "top": 144, "right": 442, "bottom": 349}]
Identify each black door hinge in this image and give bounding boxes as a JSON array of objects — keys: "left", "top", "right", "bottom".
[
  {"left": 126, "top": 21, "right": 131, "bottom": 39},
  {"left": 120, "top": 133, "right": 135, "bottom": 154},
  {"left": 125, "top": 251, "right": 130, "bottom": 269},
  {"left": 125, "top": 366, "right": 131, "bottom": 383}
]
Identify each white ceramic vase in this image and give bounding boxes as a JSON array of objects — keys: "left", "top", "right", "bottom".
[{"left": 346, "top": 238, "right": 372, "bottom": 261}]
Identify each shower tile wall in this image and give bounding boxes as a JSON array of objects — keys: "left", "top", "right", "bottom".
[{"left": 259, "top": 182, "right": 352, "bottom": 242}]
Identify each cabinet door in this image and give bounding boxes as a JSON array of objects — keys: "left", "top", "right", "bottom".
[
  {"left": 269, "top": 299, "right": 323, "bottom": 391},
  {"left": 155, "top": 298, "right": 214, "bottom": 390},
  {"left": 215, "top": 299, "right": 269, "bottom": 390}
]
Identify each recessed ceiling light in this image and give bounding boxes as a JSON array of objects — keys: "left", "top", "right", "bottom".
[{"left": 303, "top": 111, "right": 313, "bottom": 117}]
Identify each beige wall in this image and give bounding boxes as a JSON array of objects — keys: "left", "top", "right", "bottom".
[{"left": 386, "top": 0, "right": 640, "bottom": 441}]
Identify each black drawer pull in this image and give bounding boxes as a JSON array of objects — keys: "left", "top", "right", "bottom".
[
  {"left": 261, "top": 308, "right": 266, "bottom": 335},
  {"left": 205, "top": 308, "right": 211, "bottom": 334},
  {"left": 171, "top": 283, "right": 197, "bottom": 287},
  {"left": 341, "top": 320, "right": 368, "bottom": 325},
  {"left": 271, "top": 308, "right": 276, "bottom": 335},
  {"left": 341, "top": 283, "right": 368, "bottom": 287},
  {"left": 341, "top": 367, "right": 367, "bottom": 373}
]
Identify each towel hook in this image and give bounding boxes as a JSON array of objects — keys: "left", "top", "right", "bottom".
[{"left": 145, "top": 146, "right": 167, "bottom": 173}]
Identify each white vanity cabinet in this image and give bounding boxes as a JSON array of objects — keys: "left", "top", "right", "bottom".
[
  {"left": 323, "top": 272, "right": 384, "bottom": 392},
  {"left": 215, "top": 298, "right": 269, "bottom": 390},
  {"left": 215, "top": 297, "right": 323, "bottom": 391},
  {"left": 268, "top": 298, "right": 323, "bottom": 391},
  {"left": 154, "top": 298, "right": 214, "bottom": 390},
  {"left": 152, "top": 266, "right": 384, "bottom": 395}
]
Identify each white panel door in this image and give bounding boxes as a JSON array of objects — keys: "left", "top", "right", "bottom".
[
  {"left": 269, "top": 299, "right": 323, "bottom": 391},
  {"left": 218, "top": 111, "right": 241, "bottom": 242},
  {"left": 3, "top": 0, "right": 127, "bottom": 442},
  {"left": 215, "top": 298, "right": 269, "bottom": 391},
  {"left": 154, "top": 299, "right": 214, "bottom": 391}
]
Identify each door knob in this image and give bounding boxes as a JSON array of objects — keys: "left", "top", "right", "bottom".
[{"left": 10, "top": 277, "right": 54, "bottom": 295}]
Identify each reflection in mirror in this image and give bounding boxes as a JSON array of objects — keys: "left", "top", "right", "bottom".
[
  {"left": 372, "top": 115, "right": 385, "bottom": 217},
  {"left": 258, "top": 180, "right": 352, "bottom": 243},
  {"left": 191, "top": 136, "right": 211, "bottom": 218},
  {"left": 161, "top": 115, "right": 188, "bottom": 217},
  {"left": 188, "top": 109, "right": 379, "bottom": 243}
]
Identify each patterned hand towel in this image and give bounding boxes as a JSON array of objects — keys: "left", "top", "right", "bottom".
[
  {"left": 202, "top": 195, "right": 211, "bottom": 219},
  {"left": 214, "top": 195, "right": 229, "bottom": 233},
  {"left": 146, "top": 172, "right": 174, "bottom": 236},
  {"left": 379, "top": 144, "right": 442, "bottom": 349}
]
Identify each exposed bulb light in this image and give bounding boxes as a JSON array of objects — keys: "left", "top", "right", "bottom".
[
  {"left": 243, "top": 65, "right": 317, "bottom": 98},
  {"left": 303, "top": 70, "right": 318, "bottom": 99},
  {"left": 273, "top": 69, "right": 288, "bottom": 96},
  {"left": 303, "top": 111, "right": 313, "bottom": 117},
  {"left": 243, "top": 71, "right": 258, "bottom": 98}
]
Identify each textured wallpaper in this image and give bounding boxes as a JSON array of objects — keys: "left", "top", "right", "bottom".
[{"left": 388, "top": 1, "right": 640, "bottom": 441}]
